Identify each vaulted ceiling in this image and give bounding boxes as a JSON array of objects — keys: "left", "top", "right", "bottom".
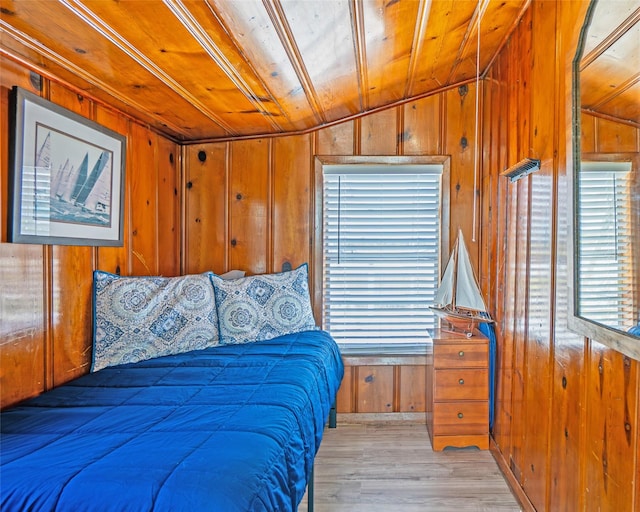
[
  {"left": 3, "top": 0, "right": 637, "bottom": 142},
  {"left": 0, "top": 0, "right": 531, "bottom": 142},
  {"left": 579, "top": 0, "right": 640, "bottom": 127}
]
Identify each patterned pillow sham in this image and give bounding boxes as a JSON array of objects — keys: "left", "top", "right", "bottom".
[
  {"left": 210, "top": 264, "right": 317, "bottom": 345},
  {"left": 92, "top": 271, "right": 220, "bottom": 372}
]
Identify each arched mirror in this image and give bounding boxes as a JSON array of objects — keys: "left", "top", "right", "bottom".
[{"left": 570, "top": 0, "right": 640, "bottom": 359}]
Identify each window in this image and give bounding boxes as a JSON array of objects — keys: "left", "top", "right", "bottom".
[
  {"left": 577, "top": 161, "right": 636, "bottom": 331},
  {"left": 320, "top": 161, "right": 447, "bottom": 353}
]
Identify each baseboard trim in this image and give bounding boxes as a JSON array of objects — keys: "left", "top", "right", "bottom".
[{"left": 489, "top": 436, "right": 535, "bottom": 512}]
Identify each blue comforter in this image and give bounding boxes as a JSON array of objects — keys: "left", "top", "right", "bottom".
[{"left": 1, "top": 330, "right": 343, "bottom": 512}]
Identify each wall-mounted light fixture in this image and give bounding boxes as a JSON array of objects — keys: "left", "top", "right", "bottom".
[{"left": 501, "top": 158, "right": 541, "bottom": 182}]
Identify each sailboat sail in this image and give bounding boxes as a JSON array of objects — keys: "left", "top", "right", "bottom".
[
  {"left": 70, "top": 153, "right": 89, "bottom": 202},
  {"left": 35, "top": 132, "right": 51, "bottom": 170},
  {"left": 454, "top": 231, "right": 487, "bottom": 312},
  {"left": 51, "top": 158, "right": 70, "bottom": 198},
  {"left": 83, "top": 154, "right": 112, "bottom": 214},
  {"left": 433, "top": 240, "right": 456, "bottom": 306},
  {"left": 75, "top": 151, "right": 110, "bottom": 206}
]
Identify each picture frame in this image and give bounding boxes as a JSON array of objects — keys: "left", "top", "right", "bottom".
[{"left": 8, "top": 86, "right": 126, "bottom": 246}]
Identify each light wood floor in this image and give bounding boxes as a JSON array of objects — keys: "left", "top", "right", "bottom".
[{"left": 299, "top": 422, "right": 522, "bottom": 512}]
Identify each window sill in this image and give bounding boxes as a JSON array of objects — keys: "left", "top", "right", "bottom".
[
  {"left": 338, "top": 341, "right": 432, "bottom": 357},
  {"left": 338, "top": 341, "right": 433, "bottom": 366}
]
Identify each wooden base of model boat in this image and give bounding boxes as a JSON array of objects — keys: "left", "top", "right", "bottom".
[{"left": 429, "top": 305, "right": 494, "bottom": 338}]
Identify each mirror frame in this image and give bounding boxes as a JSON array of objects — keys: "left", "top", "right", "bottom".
[{"left": 568, "top": 0, "right": 640, "bottom": 361}]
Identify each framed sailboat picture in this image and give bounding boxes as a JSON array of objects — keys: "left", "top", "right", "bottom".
[{"left": 8, "top": 86, "right": 125, "bottom": 246}]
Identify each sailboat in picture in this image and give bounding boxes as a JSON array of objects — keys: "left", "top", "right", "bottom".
[{"left": 430, "top": 229, "right": 494, "bottom": 337}]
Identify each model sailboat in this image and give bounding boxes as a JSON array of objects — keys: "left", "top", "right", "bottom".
[{"left": 430, "top": 229, "right": 494, "bottom": 337}]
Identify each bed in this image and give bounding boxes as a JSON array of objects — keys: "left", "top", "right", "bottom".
[{"left": 1, "top": 265, "right": 344, "bottom": 511}]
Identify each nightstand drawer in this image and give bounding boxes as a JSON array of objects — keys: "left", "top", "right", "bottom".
[
  {"left": 433, "top": 342, "right": 488, "bottom": 368},
  {"left": 432, "top": 401, "right": 488, "bottom": 435},
  {"left": 427, "top": 330, "right": 490, "bottom": 451},
  {"left": 433, "top": 368, "right": 488, "bottom": 401}
]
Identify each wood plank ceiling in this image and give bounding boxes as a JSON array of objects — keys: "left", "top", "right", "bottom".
[
  {"left": 0, "top": 0, "right": 530, "bottom": 142},
  {"left": 579, "top": 0, "right": 640, "bottom": 126}
]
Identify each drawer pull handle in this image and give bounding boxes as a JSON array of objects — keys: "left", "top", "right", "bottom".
[
  {"left": 458, "top": 378, "right": 465, "bottom": 385},
  {"left": 457, "top": 412, "right": 464, "bottom": 419},
  {"left": 458, "top": 351, "right": 465, "bottom": 357}
]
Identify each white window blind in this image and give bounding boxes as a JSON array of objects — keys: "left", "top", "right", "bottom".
[
  {"left": 577, "top": 161, "right": 635, "bottom": 330},
  {"left": 322, "top": 165, "right": 443, "bottom": 351}
]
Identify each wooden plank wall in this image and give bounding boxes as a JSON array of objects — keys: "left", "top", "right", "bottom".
[
  {"left": 0, "top": 56, "right": 181, "bottom": 408},
  {"left": 482, "top": 2, "right": 640, "bottom": 511},
  {"left": 1, "top": 2, "right": 639, "bottom": 509},
  {"left": 183, "top": 87, "right": 481, "bottom": 416}
]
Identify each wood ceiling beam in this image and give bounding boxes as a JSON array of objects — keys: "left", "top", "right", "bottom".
[
  {"left": 0, "top": 20, "right": 194, "bottom": 139},
  {"left": 262, "top": 0, "right": 326, "bottom": 125},
  {"left": 62, "top": 0, "right": 236, "bottom": 135},
  {"left": 164, "top": 0, "right": 286, "bottom": 134},
  {"left": 587, "top": 72, "right": 640, "bottom": 119},
  {"left": 446, "top": 0, "right": 490, "bottom": 84},
  {"left": 405, "top": 0, "right": 433, "bottom": 98},
  {"left": 201, "top": 0, "right": 293, "bottom": 129},
  {"left": 350, "top": 0, "right": 369, "bottom": 112},
  {"left": 580, "top": 6, "right": 640, "bottom": 70}
]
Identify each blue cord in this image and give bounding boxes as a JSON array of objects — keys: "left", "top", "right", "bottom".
[{"left": 479, "top": 319, "right": 496, "bottom": 430}]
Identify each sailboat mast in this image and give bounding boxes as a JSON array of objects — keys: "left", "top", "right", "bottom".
[{"left": 451, "top": 237, "right": 458, "bottom": 308}]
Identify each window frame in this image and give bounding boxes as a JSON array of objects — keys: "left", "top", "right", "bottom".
[{"left": 312, "top": 155, "right": 451, "bottom": 348}]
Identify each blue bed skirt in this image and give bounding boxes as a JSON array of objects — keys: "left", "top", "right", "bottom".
[{"left": 1, "top": 330, "right": 344, "bottom": 512}]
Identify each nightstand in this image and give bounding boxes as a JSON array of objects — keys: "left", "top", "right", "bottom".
[{"left": 427, "top": 328, "right": 489, "bottom": 451}]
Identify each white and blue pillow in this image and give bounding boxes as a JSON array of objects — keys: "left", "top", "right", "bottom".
[
  {"left": 210, "top": 264, "right": 317, "bottom": 345},
  {"left": 92, "top": 271, "right": 220, "bottom": 371}
]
